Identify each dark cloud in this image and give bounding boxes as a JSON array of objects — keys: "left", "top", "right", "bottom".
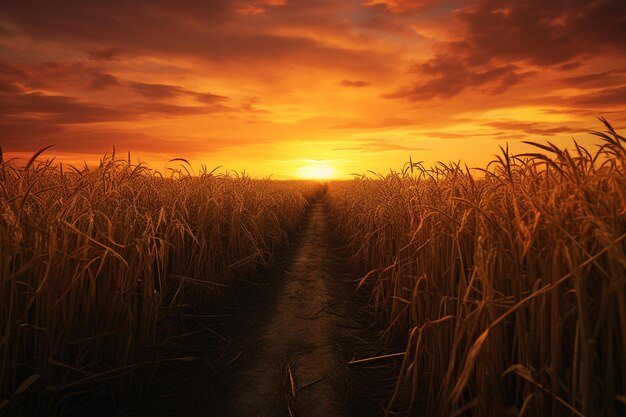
[
  {"left": 129, "top": 82, "right": 187, "bottom": 99},
  {"left": 334, "top": 139, "right": 427, "bottom": 152},
  {"left": 363, "top": 0, "right": 437, "bottom": 13},
  {"left": 455, "top": 0, "right": 626, "bottom": 66},
  {"left": 385, "top": 58, "right": 532, "bottom": 101},
  {"left": 1, "top": 62, "right": 125, "bottom": 92},
  {"left": 1, "top": 88, "right": 234, "bottom": 124},
  {"left": 339, "top": 79, "right": 371, "bottom": 87},
  {"left": 0, "top": 0, "right": 389, "bottom": 73},
  {"left": 420, "top": 131, "right": 468, "bottom": 139},
  {"left": 0, "top": 80, "right": 23, "bottom": 93},
  {"left": 194, "top": 92, "right": 228, "bottom": 105},
  {"left": 134, "top": 102, "right": 220, "bottom": 116},
  {"left": 0, "top": 57, "right": 241, "bottom": 158},
  {"left": 87, "top": 47, "right": 122, "bottom": 60},
  {"left": 561, "top": 68, "right": 626, "bottom": 88},
  {"left": 0, "top": 63, "right": 48, "bottom": 90},
  {"left": 0, "top": 85, "right": 235, "bottom": 153},
  {"left": 128, "top": 82, "right": 230, "bottom": 107},
  {"left": 570, "top": 86, "right": 626, "bottom": 108},
  {"left": 1, "top": 124, "right": 281, "bottom": 156},
  {"left": 385, "top": 0, "right": 626, "bottom": 102},
  {"left": 1, "top": 91, "right": 133, "bottom": 124},
  {"left": 0, "top": 124, "right": 205, "bottom": 155},
  {"left": 490, "top": 132, "right": 527, "bottom": 140},
  {"left": 0, "top": 64, "right": 30, "bottom": 82},
  {"left": 1, "top": 62, "right": 230, "bottom": 107},
  {"left": 485, "top": 121, "right": 576, "bottom": 136},
  {"left": 358, "top": 13, "right": 424, "bottom": 39},
  {"left": 332, "top": 117, "right": 415, "bottom": 129},
  {"left": 555, "top": 62, "right": 581, "bottom": 72},
  {"left": 87, "top": 72, "right": 121, "bottom": 90},
  {"left": 0, "top": 119, "right": 66, "bottom": 147}
]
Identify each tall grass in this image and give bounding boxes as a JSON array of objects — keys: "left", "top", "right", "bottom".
[
  {"left": 0, "top": 152, "right": 321, "bottom": 416},
  {"left": 328, "top": 119, "right": 626, "bottom": 416}
]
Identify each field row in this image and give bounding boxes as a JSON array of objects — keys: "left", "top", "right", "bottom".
[
  {"left": 327, "top": 120, "right": 626, "bottom": 416},
  {"left": 0, "top": 155, "right": 322, "bottom": 415}
]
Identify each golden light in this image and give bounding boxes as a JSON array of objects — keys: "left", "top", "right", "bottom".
[{"left": 295, "top": 160, "right": 336, "bottom": 179}]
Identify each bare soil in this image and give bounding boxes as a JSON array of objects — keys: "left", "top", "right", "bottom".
[
  {"left": 223, "top": 195, "right": 360, "bottom": 417},
  {"left": 131, "top": 194, "right": 392, "bottom": 417}
]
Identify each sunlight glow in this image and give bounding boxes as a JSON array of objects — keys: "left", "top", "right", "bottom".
[{"left": 295, "top": 160, "right": 335, "bottom": 179}]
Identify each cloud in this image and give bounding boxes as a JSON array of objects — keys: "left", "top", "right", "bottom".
[
  {"left": 454, "top": 0, "right": 626, "bottom": 66},
  {"left": 0, "top": 118, "right": 66, "bottom": 147},
  {"left": 561, "top": 68, "right": 626, "bottom": 88},
  {"left": 570, "top": 86, "right": 626, "bottom": 108},
  {"left": 362, "top": 0, "right": 435, "bottom": 13},
  {"left": 0, "top": 63, "right": 48, "bottom": 90},
  {"left": 194, "top": 92, "right": 229, "bottom": 105},
  {"left": 485, "top": 121, "right": 576, "bottom": 136},
  {"left": 1, "top": 87, "right": 235, "bottom": 125},
  {"left": 134, "top": 102, "right": 222, "bottom": 116},
  {"left": 0, "top": 80, "right": 23, "bottom": 93},
  {"left": 334, "top": 139, "right": 428, "bottom": 152},
  {"left": 384, "top": 0, "right": 626, "bottom": 102},
  {"left": 339, "top": 79, "right": 371, "bottom": 87},
  {"left": 87, "top": 47, "right": 122, "bottom": 60},
  {"left": 332, "top": 117, "right": 415, "bottom": 129},
  {"left": 1, "top": 91, "right": 133, "bottom": 124},
  {"left": 0, "top": 83, "right": 238, "bottom": 159},
  {"left": 0, "top": 0, "right": 390, "bottom": 73},
  {"left": 235, "top": 4, "right": 266, "bottom": 15},
  {"left": 555, "top": 62, "right": 581, "bottom": 72},
  {"left": 1, "top": 61, "right": 231, "bottom": 107},
  {"left": 129, "top": 82, "right": 187, "bottom": 99},
  {"left": 419, "top": 131, "right": 468, "bottom": 139},
  {"left": 1, "top": 61, "right": 128, "bottom": 92},
  {"left": 384, "top": 58, "right": 532, "bottom": 101},
  {"left": 87, "top": 72, "right": 121, "bottom": 90},
  {"left": 1, "top": 0, "right": 625, "bottom": 170},
  {"left": 128, "top": 82, "right": 230, "bottom": 109},
  {"left": 235, "top": 0, "right": 287, "bottom": 15},
  {"left": 0, "top": 124, "right": 208, "bottom": 155}
]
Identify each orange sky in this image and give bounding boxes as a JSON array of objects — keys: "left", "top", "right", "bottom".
[{"left": 1, "top": 0, "right": 625, "bottom": 178}]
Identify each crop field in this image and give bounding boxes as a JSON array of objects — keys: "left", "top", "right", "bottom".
[
  {"left": 0, "top": 153, "right": 322, "bottom": 415},
  {"left": 1, "top": 121, "right": 625, "bottom": 417},
  {"left": 327, "top": 120, "right": 626, "bottom": 417}
]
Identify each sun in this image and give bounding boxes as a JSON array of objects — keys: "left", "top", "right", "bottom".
[{"left": 295, "top": 160, "right": 336, "bottom": 179}]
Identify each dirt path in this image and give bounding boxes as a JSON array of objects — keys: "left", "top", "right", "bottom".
[
  {"left": 222, "top": 196, "right": 357, "bottom": 417},
  {"left": 135, "top": 194, "right": 386, "bottom": 417}
]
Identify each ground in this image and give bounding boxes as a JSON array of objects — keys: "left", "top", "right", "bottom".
[{"left": 132, "top": 194, "right": 393, "bottom": 417}]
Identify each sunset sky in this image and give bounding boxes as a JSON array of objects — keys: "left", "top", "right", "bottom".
[{"left": 1, "top": 0, "right": 625, "bottom": 178}]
